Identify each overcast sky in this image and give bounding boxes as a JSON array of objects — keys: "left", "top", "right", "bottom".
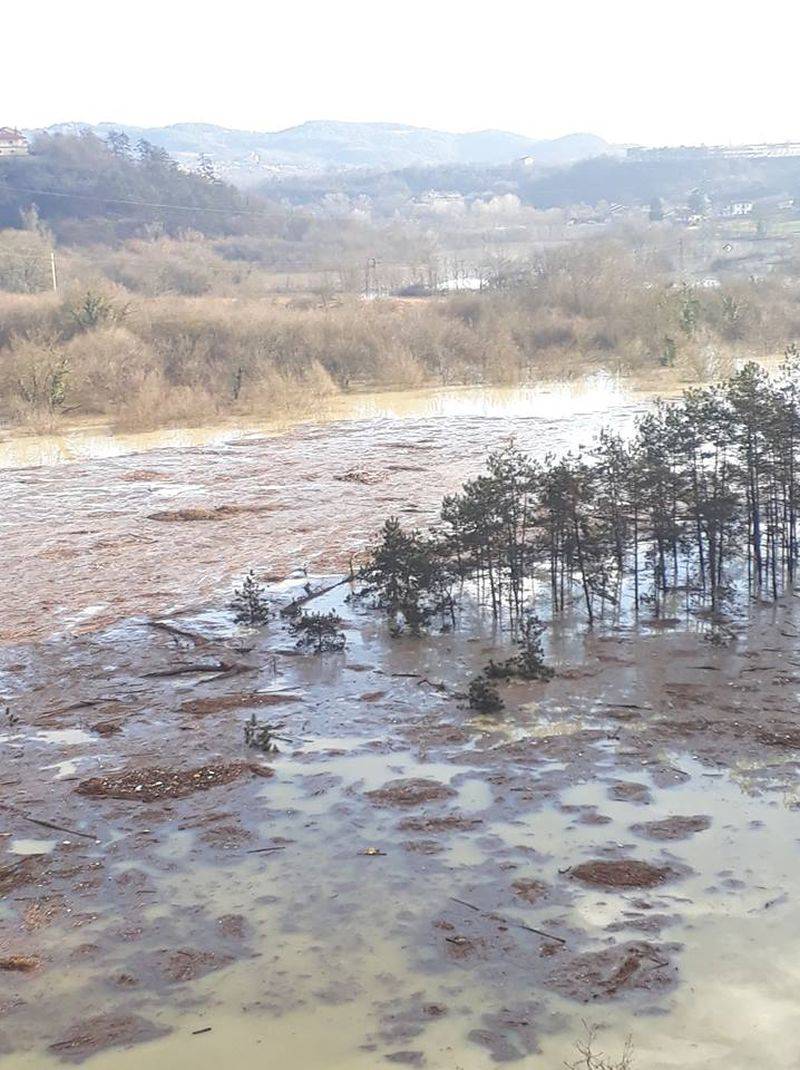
[{"left": 5, "top": 0, "right": 798, "bottom": 146}]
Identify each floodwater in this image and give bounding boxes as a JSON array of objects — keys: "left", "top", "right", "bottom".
[
  {"left": 0, "top": 376, "right": 650, "bottom": 642},
  {"left": 3, "top": 375, "right": 799, "bottom": 1070},
  {"left": 0, "top": 377, "right": 633, "bottom": 470},
  {"left": 3, "top": 581, "right": 800, "bottom": 1069}
]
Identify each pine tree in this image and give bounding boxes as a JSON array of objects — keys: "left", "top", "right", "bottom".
[
  {"left": 289, "top": 611, "right": 346, "bottom": 652},
  {"left": 231, "top": 570, "right": 270, "bottom": 625},
  {"left": 468, "top": 674, "right": 504, "bottom": 714}
]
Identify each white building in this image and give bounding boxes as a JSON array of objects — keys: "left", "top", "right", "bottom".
[
  {"left": 721, "top": 201, "right": 754, "bottom": 217},
  {"left": 0, "top": 128, "right": 28, "bottom": 156}
]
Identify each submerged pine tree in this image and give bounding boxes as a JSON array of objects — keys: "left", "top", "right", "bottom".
[
  {"left": 361, "top": 516, "right": 456, "bottom": 634},
  {"left": 231, "top": 570, "right": 271, "bottom": 625},
  {"left": 362, "top": 360, "right": 800, "bottom": 645},
  {"left": 289, "top": 610, "right": 346, "bottom": 652},
  {"left": 243, "top": 714, "right": 280, "bottom": 752},
  {"left": 505, "top": 612, "right": 554, "bottom": 681},
  {"left": 467, "top": 674, "right": 504, "bottom": 714},
  {"left": 484, "top": 611, "right": 554, "bottom": 698}
]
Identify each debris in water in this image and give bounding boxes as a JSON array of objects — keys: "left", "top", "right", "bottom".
[
  {"left": 48, "top": 1013, "right": 171, "bottom": 1063},
  {"left": 546, "top": 941, "right": 678, "bottom": 1002},
  {"left": 0, "top": 955, "right": 40, "bottom": 972},
  {"left": 76, "top": 762, "right": 255, "bottom": 801},
  {"left": 630, "top": 815, "right": 712, "bottom": 840},
  {"left": 570, "top": 859, "right": 684, "bottom": 889},
  {"left": 366, "top": 778, "right": 457, "bottom": 808}
]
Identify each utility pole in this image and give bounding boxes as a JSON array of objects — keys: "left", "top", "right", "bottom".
[
  {"left": 50, "top": 250, "right": 58, "bottom": 293},
  {"left": 364, "top": 257, "right": 377, "bottom": 299}
]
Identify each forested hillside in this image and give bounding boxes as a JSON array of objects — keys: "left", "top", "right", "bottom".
[
  {"left": 0, "top": 131, "right": 252, "bottom": 242},
  {"left": 261, "top": 152, "right": 800, "bottom": 213}
]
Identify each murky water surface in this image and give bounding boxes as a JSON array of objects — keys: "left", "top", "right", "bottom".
[
  {"left": 0, "top": 378, "right": 632, "bottom": 469},
  {"left": 3, "top": 378, "right": 798, "bottom": 1069},
  {"left": 1, "top": 377, "right": 649, "bottom": 642}
]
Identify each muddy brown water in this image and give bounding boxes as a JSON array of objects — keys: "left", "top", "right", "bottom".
[
  {"left": 0, "top": 378, "right": 644, "bottom": 643},
  {"left": 3, "top": 380, "right": 800, "bottom": 1069}
]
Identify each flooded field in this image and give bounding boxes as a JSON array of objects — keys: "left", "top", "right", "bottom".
[{"left": 3, "top": 379, "right": 800, "bottom": 1069}]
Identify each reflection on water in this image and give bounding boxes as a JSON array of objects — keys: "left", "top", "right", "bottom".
[
  {"left": 0, "top": 374, "right": 639, "bottom": 470},
  {"left": 0, "top": 422, "right": 254, "bottom": 470},
  {"left": 35, "top": 728, "right": 96, "bottom": 745},
  {"left": 9, "top": 838, "right": 57, "bottom": 856},
  {"left": 7, "top": 738, "right": 800, "bottom": 1070},
  {"left": 4, "top": 567, "right": 800, "bottom": 1070}
]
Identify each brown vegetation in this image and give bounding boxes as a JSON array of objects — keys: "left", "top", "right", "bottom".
[{"left": 1, "top": 234, "right": 798, "bottom": 431}]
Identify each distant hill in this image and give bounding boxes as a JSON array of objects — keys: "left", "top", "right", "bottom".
[{"left": 27, "top": 121, "right": 612, "bottom": 183}]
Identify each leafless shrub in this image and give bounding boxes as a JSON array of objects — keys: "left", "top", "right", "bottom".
[
  {"left": 565, "top": 1023, "right": 634, "bottom": 1070},
  {"left": 1, "top": 233, "right": 797, "bottom": 429}
]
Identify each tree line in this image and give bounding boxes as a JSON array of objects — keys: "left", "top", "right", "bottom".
[
  {"left": 258, "top": 152, "right": 800, "bottom": 215},
  {"left": 364, "top": 357, "right": 800, "bottom": 632}
]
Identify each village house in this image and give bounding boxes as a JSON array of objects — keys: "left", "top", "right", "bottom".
[
  {"left": 0, "top": 128, "right": 28, "bottom": 156},
  {"left": 720, "top": 200, "right": 754, "bottom": 217}
]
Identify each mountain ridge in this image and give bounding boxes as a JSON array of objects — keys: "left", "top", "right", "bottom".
[{"left": 23, "top": 119, "right": 612, "bottom": 183}]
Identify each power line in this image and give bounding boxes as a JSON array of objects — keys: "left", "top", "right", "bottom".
[
  {"left": 0, "top": 184, "right": 271, "bottom": 217},
  {"left": 0, "top": 249, "right": 54, "bottom": 262}
]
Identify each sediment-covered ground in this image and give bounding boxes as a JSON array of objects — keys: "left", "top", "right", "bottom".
[{"left": 3, "top": 388, "right": 800, "bottom": 1069}]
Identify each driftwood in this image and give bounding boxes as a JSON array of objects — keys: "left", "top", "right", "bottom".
[
  {"left": 449, "top": 895, "right": 566, "bottom": 945},
  {"left": 148, "top": 620, "right": 208, "bottom": 646},
  {"left": 597, "top": 702, "right": 651, "bottom": 711},
  {"left": 379, "top": 670, "right": 450, "bottom": 692},
  {"left": 279, "top": 575, "right": 353, "bottom": 618},
  {"left": 143, "top": 661, "right": 251, "bottom": 679},
  {"left": 5, "top": 809, "right": 98, "bottom": 842}
]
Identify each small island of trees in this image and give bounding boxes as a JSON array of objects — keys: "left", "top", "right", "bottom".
[{"left": 364, "top": 357, "right": 800, "bottom": 635}]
